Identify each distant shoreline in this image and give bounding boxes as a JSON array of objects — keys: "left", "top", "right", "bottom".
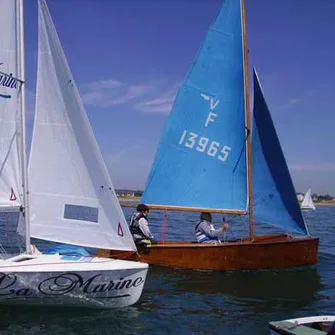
[
  {"left": 117, "top": 196, "right": 335, "bottom": 207},
  {"left": 118, "top": 196, "right": 141, "bottom": 202},
  {"left": 313, "top": 201, "right": 335, "bottom": 207}
]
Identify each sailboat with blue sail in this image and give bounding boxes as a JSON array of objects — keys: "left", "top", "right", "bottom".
[{"left": 111, "top": 0, "right": 319, "bottom": 270}]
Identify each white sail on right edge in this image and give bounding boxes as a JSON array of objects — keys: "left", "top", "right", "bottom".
[
  {"left": 301, "top": 189, "right": 316, "bottom": 210},
  {"left": 28, "top": 0, "right": 136, "bottom": 251},
  {"left": 0, "top": 0, "right": 23, "bottom": 212}
]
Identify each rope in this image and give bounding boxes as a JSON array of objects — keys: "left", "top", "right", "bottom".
[
  {"left": 223, "top": 214, "right": 242, "bottom": 241},
  {"left": 5, "top": 212, "right": 8, "bottom": 237},
  {"left": 0, "top": 214, "right": 9, "bottom": 258},
  {"left": 160, "top": 210, "right": 168, "bottom": 243}
]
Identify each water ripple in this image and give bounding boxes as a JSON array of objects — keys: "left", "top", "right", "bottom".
[{"left": 0, "top": 206, "right": 334, "bottom": 334}]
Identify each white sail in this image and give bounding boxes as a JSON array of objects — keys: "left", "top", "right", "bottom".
[
  {"left": 0, "top": 0, "right": 23, "bottom": 212},
  {"left": 28, "top": 0, "right": 136, "bottom": 251},
  {"left": 301, "top": 188, "right": 316, "bottom": 210}
]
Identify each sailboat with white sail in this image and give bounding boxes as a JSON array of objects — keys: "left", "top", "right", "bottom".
[
  {"left": 0, "top": 0, "right": 148, "bottom": 308},
  {"left": 301, "top": 189, "right": 316, "bottom": 210},
  {"left": 111, "top": 0, "right": 319, "bottom": 271}
]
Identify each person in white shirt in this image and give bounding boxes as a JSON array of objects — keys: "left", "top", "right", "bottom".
[{"left": 129, "top": 204, "right": 156, "bottom": 247}]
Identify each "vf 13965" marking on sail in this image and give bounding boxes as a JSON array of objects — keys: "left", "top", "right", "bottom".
[{"left": 178, "top": 93, "right": 231, "bottom": 161}]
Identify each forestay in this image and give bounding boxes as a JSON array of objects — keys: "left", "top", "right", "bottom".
[
  {"left": 28, "top": 0, "right": 136, "bottom": 251},
  {"left": 252, "top": 68, "right": 308, "bottom": 235},
  {"left": 141, "top": 0, "right": 248, "bottom": 212},
  {"left": 0, "top": 0, "right": 23, "bottom": 212}
]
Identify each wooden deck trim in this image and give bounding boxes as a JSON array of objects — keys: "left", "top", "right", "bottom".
[{"left": 148, "top": 236, "right": 319, "bottom": 249}]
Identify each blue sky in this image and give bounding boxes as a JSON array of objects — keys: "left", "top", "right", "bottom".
[{"left": 24, "top": 0, "right": 335, "bottom": 194}]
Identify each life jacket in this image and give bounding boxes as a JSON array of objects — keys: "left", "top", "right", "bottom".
[
  {"left": 129, "top": 212, "right": 147, "bottom": 240},
  {"left": 195, "top": 220, "right": 219, "bottom": 243}
]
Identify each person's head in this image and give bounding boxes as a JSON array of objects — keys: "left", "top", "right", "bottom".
[
  {"left": 200, "top": 212, "right": 212, "bottom": 223},
  {"left": 137, "top": 203, "right": 150, "bottom": 216}
]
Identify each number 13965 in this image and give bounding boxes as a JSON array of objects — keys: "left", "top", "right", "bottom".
[{"left": 179, "top": 130, "right": 231, "bottom": 161}]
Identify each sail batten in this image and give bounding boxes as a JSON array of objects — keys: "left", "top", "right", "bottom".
[
  {"left": 28, "top": 0, "right": 136, "bottom": 251},
  {"left": 252, "top": 68, "right": 308, "bottom": 235},
  {"left": 141, "top": 0, "right": 247, "bottom": 211}
]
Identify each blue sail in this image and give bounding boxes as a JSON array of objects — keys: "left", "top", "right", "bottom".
[
  {"left": 252, "top": 68, "right": 308, "bottom": 235},
  {"left": 142, "top": 0, "right": 247, "bottom": 211}
]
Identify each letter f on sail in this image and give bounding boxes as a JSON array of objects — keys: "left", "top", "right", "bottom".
[{"left": 200, "top": 93, "right": 220, "bottom": 110}]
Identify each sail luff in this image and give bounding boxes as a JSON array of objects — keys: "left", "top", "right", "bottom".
[
  {"left": 17, "top": 0, "right": 31, "bottom": 253},
  {"left": 241, "top": 0, "right": 254, "bottom": 239},
  {"left": 0, "top": 0, "right": 23, "bottom": 212}
]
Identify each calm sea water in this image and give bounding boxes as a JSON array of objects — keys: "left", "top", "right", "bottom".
[{"left": 0, "top": 206, "right": 334, "bottom": 335}]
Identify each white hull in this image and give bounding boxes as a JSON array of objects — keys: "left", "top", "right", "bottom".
[
  {"left": 301, "top": 206, "right": 316, "bottom": 211},
  {"left": 0, "top": 253, "right": 148, "bottom": 309},
  {"left": 269, "top": 315, "right": 335, "bottom": 334}
]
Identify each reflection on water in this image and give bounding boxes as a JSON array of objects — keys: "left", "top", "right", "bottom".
[
  {"left": 143, "top": 265, "right": 322, "bottom": 316},
  {"left": 0, "top": 206, "right": 334, "bottom": 334},
  {"left": 0, "top": 304, "right": 146, "bottom": 335},
  {"left": 149, "top": 265, "right": 322, "bottom": 300}
]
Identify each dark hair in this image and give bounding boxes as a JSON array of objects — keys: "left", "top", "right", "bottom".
[
  {"left": 136, "top": 203, "right": 149, "bottom": 212},
  {"left": 200, "top": 212, "right": 212, "bottom": 222}
]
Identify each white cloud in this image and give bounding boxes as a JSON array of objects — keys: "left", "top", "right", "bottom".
[
  {"left": 82, "top": 81, "right": 153, "bottom": 108},
  {"left": 290, "top": 98, "right": 300, "bottom": 105},
  {"left": 88, "top": 79, "right": 124, "bottom": 90},
  {"left": 135, "top": 98, "right": 173, "bottom": 113},
  {"left": 134, "top": 86, "right": 178, "bottom": 113},
  {"left": 82, "top": 78, "right": 178, "bottom": 114}
]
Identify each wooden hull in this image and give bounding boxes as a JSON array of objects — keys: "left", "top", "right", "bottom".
[{"left": 102, "top": 234, "right": 319, "bottom": 271}]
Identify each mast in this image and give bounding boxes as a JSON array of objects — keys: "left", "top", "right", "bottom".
[
  {"left": 241, "top": 0, "right": 254, "bottom": 240},
  {"left": 17, "top": 0, "right": 31, "bottom": 253}
]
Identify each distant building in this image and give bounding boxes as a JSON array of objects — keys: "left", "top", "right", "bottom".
[{"left": 115, "top": 189, "right": 142, "bottom": 198}]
